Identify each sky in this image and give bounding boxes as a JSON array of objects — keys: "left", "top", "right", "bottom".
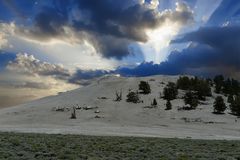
[{"left": 0, "top": 0, "right": 240, "bottom": 107}]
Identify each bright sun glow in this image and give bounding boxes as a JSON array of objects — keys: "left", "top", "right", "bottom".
[{"left": 141, "top": 24, "right": 179, "bottom": 63}]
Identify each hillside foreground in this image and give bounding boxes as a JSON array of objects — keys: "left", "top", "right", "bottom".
[{"left": 0, "top": 75, "right": 239, "bottom": 140}]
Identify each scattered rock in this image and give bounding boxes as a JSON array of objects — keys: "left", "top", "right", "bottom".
[
  {"left": 95, "top": 115, "right": 101, "bottom": 118},
  {"left": 75, "top": 104, "right": 81, "bottom": 110},
  {"left": 95, "top": 110, "right": 100, "bottom": 113},
  {"left": 181, "top": 117, "right": 202, "bottom": 123},
  {"left": 98, "top": 97, "right": 108, "bottom": 99},
  {"left": 52, "top": 107, "right": 70, "bottom": 112},
  {"left": 143, "top": 106, "right": 156, "bottom": 109},
  {"left": 83, "top": 106, "right": 98, "bottom": 110}
]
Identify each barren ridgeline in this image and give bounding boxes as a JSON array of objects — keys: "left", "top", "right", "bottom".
[{"left": 0, "top": 75, "right": 239, "bottom": 139}]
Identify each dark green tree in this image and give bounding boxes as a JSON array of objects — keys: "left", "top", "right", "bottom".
[
  {"left": 165, "top": 100, "right": 172, "bottom": 110},
  {"left": 177, "top": 76, "right": 191, "bottom": 90},
  {"left": 184, "top": 91, "right": 199, "bottom": 109},
  {"left": 227, "top": 94, "right": 234, "bottom": 103},
  {"left": 213, "top": 96, "right": 226, "bottom": 114},
  {"left": 230, "top": 96, "right": 240, "bottom": 116},
  {"left": 126, "top": 91, "right": 140, "bottom": 103},
  {"left": 214, "top": 75, "right": 224, "bottom": 93},
  {"left": 177, "top": 76, "right": 211, "bottom": 100},
  {"left": 163, "top": 82, "right": 178, "bottom": 100},
  {"left": 139, "top": 81, "right": 151, "bottom": 94},
  {"left": 195, "top": 79, "right": 212, "bottom": 100}
]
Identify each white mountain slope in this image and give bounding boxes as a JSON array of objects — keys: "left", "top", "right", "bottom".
[{"left": 0, "top": 75, "right": 239, "bottom": 140}]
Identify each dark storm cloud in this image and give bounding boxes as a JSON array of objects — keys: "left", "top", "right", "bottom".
[
  {"left": 17, "top": 0, "right": 193, "bottom": 59},
  {"left": 69, "top": 69, "right": 113, "bottom": 85},
  {"left": 172, "top": 26, "right": 240, "bottom": 68},
  {"left": 116, "top": 26, "right": 240, "bottom": 78}
]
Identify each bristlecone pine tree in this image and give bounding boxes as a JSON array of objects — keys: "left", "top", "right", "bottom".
[
  {"left": 227, "top": 94, "right": 234, "bottom": 103},
  {"left": 126, "top": 91, "right": 140, "bottom": 103},
  {"left": 230, "top": 95, "right": 240, "bottom": 116},
  {"left": 165, "top": 100, "right": 172, "bottom": 110},
  {"left": 184, "top": 91, "right": 199, "bottom": 109},
  {"left": 213, "top": 96, "right": 226, "bottom": 114},
  {"left": 163, "top": 82, "right": 178, "bottom": 100},
  {"left": 139, "top": 81, "right": 151, "bottom": 94},
  {"left": 115, "top": 90, "right": 122, "bottom": 101}
]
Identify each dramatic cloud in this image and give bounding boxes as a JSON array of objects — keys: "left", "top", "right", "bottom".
[
  {"left": 0, "top": 53, "right": 78, "bottom": 107},
  {"left": 7, "top": 53, "right": 71, "bottom": 80},
  {"left": 116, "top": 26, "right": 240, "bottom": 79},
  {"left": 172, "top": 26, "right": 240, "bottom": 69},
  {"left": 0, "top": 22, "right": 15, "bottom": 49},
  {"left": 16, "top": 0, "right": 193, "bottom": 59},
  {"left": 69, "top": 69, "right": 112, "bottom": 85}
]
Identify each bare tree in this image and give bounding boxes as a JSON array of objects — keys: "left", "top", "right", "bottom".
[
  {"left": 70, "top": 107, "right": 77, "bottom": 119},
  {"left": 115, "top": 89, "right": 122, "bottom": 101}
]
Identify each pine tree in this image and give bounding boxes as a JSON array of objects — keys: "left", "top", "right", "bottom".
[
  {"left": 230, "top": 96, "right": 240, "bottom": 116},
  {"left": 227, "top": 94, "right": 234, "bottom": 103},
  {"left": 139, "top": 81, "right": 151, "bottom": 94},
  {"left": 214, "top": 75, "right": 224, "bottom": 93},
  {"left": 184, "top": 91, "right": 199, "bottom": 109},
  {"left": 126, "top": 91, "right": 140, "bottom": 103},
  {"left": 165, "top": 100, "right": 172, "bottom": 110},
  {"left": 213, "top": 96, "right": 226, "bottom": 114},
  {"left": 163, "top": 82, "right": 178, "bottom": 100}
]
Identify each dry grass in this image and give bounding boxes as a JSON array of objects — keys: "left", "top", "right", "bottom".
[{"left": 0, "top": 132, "right": 240, "bottom": 160}]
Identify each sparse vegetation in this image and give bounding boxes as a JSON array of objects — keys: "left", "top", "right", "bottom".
[
  {"left": 114, "top": 90, "right": 122, "bottom": 101},
  {"left": 230, "top": 95, "right": 240, "bottom": 116},
  {"left": 0, "top": 132, "right": 240, "bottom": 160},
  {"left": 165, "top": 100, "right": 172, "bottom": 110},
  {"left": 139, "top": 81, "right": 151, "bottom": 94},
  {"left": 213, "top": 96, "right": 226, "bottom": 114},
  {"left": 213, "top": 75, "right": 240, "bottom": 95},
  {"left": 151, "top": 98, "right": 157, "bottom": 107},
  {"left": 177, "top": 76, "right": 211, "bottom": 100},
  {"left": 214, "top": 75, "right": 224, "bottom": 93},
  {"left": 184, "top": 91, "right": 199, "bottom": 109},
  {"left": 227, "top": 94, "right": 234, "bottom": 103},
  {"left": 70, "top": 107, "right": 76, "bottom": 119},
  {"left": 163, "top": 82, "right": 178, "bottom": 100},
  {"left": 126, "top": 91, "right": 140, "bottom": 103}
]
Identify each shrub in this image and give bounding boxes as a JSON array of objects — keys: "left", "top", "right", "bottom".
[
  {"left": 184, "top": 91, "right": 199, "bottom": 109},
  {"left": 126, "top": 91, "right": 140, "bottom": 103},
  {"left": 165, "top": 100, "right": 172, "bottom": 110},
  {"left": 139, "top": 81, "right": 151, "bottom": 94},
  {"left": 163, "top": 82, "right": 178, "bottom": 100},
  {"left": 230, "top": 95, "right": 240, "bottom": 116},
  {"left": 213, "top": 96, "right": 226, "bottom": 114}
]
